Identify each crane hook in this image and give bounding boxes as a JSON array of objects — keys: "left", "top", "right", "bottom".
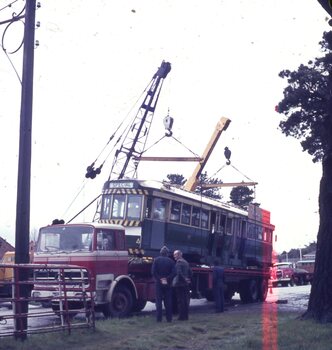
[
  {"left": 224, "top": 146, "right": 231, "bottom": 165},
  {"left": 163, "top": 113, "right": 174, "bottom": 137}
]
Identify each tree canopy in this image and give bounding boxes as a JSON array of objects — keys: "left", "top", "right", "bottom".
[
  {"left": 276, "top": 30, "right": 332, "bottom": 323},
  {"left": 276, "top": 31, "right": 332, "bottom": 162},
  {"left": 229, "top": 186, "right": 254, "bottom": 209},
  {"left": 164, "top": 172, "right": 223, "bottom": 200}
]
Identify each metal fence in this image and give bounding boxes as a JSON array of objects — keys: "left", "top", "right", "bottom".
[{"left": 0, "top": 263, "right": 95, "bottom": 338}]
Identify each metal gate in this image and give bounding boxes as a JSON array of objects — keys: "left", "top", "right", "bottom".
[{"left": 0, "top": 263, "right": 95, "bottom": 338}]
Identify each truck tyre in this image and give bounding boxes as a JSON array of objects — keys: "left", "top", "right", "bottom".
[
  {"left": 103, "top": 286, "right": 133, "bottom": 318},
  {"left": 132, "top": 299, "right": 147, "bottom": 312},
  {"left": 240, "top": 279, "right": 259, "bottom": 303},
  {"left": 289, "top": 277, "right": 295, "bottom": 287},
  {"left": 205, "top": 290, "right": 214, "bottom": 302},
  {"left": 258, "top": 279, "right": 268, "bottom": 301}
]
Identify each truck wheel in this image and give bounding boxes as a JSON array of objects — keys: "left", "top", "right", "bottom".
[
  {"left": 132, "top": 299, "right": 147, "bottom": 312},
  {"left": 224, "top": 289, "right": 234, "bottom": 304},
  {"left": 258, "top": 279, "right": 268, "bottom": 301},
  {"left": 205, "top": 290, "right": 214, "bottom": 302},
  {"left": 103, "top": 286, "right": 133, "bottom": 318},
  {"left": 239, "top": 279, "right": 259, "bottom": 303},
  {"left": 289, "top": 277, "right": 295, "bottom": 287}
]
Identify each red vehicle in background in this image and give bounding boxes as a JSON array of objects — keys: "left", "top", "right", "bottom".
[
  {"left": 295, "top": 260, "right": 315, "bottom": 283},
  {"left": 270, "top": 262, "right": 311, "bottom": 287}
]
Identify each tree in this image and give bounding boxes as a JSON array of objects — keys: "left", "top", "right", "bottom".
[
  {"left": 164, "top": 172, "right": 223, "bottom": 200},
  {"left": 229, "top": 186, "right": 254, "bottom": 209},
  {"left": 164, "top": 174, "right": 186, "bottom": 186},
  {"left": 194, "top": 172, "right": 222, "bottom": 200},
  {"left": 276, "top": 31, "right": 332, "bottom": 323}
]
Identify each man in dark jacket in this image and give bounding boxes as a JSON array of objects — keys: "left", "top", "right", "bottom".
[
  {"left": 151, "top": 246, "right": 175, "bottom": 322},
  {"left": 212, "top": 260, "right": 225, "bottom": 313},
  {"left": 173, "top": 250, "right": 192, "bottom": 321}
]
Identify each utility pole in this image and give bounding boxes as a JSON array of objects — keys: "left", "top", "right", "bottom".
[{"left": 14, "top": 0, "right": 36, "bottom": 340}]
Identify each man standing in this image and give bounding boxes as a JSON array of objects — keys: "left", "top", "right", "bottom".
[
  {"left": 151, "top": 246, "right": 175, "bottom": 322},
  {"left": 212, "top": 260, "right": 225, "bottom": 313},
  {"left": 173, "top": 250, "right": 192, "bottom": 321}
]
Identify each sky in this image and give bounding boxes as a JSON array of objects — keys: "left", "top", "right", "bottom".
[{"left": 0, "top": 0, "right": 330, "bottom": 253}]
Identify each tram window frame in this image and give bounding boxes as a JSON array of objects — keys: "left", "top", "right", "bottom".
[
  {"left": 257, "top": 226, "right": 263, "bottom": 240},
  {"left": 192, "top": 206, "right": 200, "bottom": 227},
  {"left": 241, "top": 220, "right": 247, "bottom": 238},
  {"left": 225, "top": 217, "right": 233, "bottom": 235},
  {"left": 181, "top": 203, "right": 191, "bottom": 225},
  {"left": 170, "top": 200, "right": 181, "bottom": 223},
  {"left": 152, "top": 197, "right": 167, "bottom": 220},
  {"left": 234, "top": 218, "right": 241, "bottom": 237},
  {"left": 247, "top": 223, "right": 255, "bottom": 239},
  {"left": 201, "top": 209, "right": 209, "bottom": 229},
  {"left": 145, "top": 197, "right": 152, "bottom": 218},
  {"left": 264, "top": 229, "right": 272, "bottom": 243},
  {"left": 100, "top": 194, "right": 112, "bottom": 220},
  {"left": 219, "top": 214, "right": 227, "bottom": 234},
  {"left": 127, "top": 194, "right": 142, "bottom": 220},
  {"left": 111, "top": 194, "right": 126, "bottom": 219}
]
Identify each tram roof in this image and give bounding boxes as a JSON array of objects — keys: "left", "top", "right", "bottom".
[
  {"left": 42, "top": 222, "right": 125, "bottom": 231},
  {"left": 110, "top": 179, "right": 249, "bottom": 216}
]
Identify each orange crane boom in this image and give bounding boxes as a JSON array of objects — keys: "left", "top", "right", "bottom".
[{"left": 183, "top": 117, "right": 231, "bottom": 192}]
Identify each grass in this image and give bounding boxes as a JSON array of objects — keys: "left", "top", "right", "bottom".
[{"left": 2, "top": 306, "right": 332, "bottom": 350}]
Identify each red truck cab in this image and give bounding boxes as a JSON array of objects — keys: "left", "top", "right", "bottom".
[{"left": 32, "top": 222, "right": 153, "bottom": 317}]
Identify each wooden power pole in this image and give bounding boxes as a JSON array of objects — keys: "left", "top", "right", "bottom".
[{"left": 14, "top": 0, "right": 36, "bottom": 339}]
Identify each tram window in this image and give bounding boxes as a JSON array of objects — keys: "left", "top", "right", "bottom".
[
  {"left": 257, "top": 226, "right": 263, "bottom": 240},
  {"left": 264, "top": 229, "right": 271, "bottom": 242},
  {"left": 248, "top": 224, "right": 255, "bottom": 239},
  {"left": 226, "top": 217, "right": 232, "bottom": 235},
  {"left": 127, "top": 195, "right": 142, "bottom": 220},
  {"left": 219, "top": 214, "right": 226, "bottom": 234},
  {"left": 201, "top": 209, "right": 209, "bottom": 229},
  {"left": 181, "top": 204, "right": 191, "bottom": 225},
  {"left": 234, "top": 219, "right": 240, "bottom": 237},
  {"left": 192, "top": 206, "right": 200, "bottom": 227},
  {"left": 170, "top": 201, "right": 181, "bottom": 222},
  {"left": 241, "top": 221, "right": 247, "bottom": 238},
  {"left": 100, "top": 194, "right": 112, "bottom": 220},
  {"left": 153, "top": 198, "right": 167, "bottom": 220},
  {"left": 112, "top": 195, "right": 125, "bottom": 219}
]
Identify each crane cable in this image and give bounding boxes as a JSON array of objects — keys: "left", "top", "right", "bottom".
[
  {"left": 85, "top": 77, "right": 155, "bottom": 179},
  {"left": 64, "top": 78, "right": 155, "bottom": 218},
  {"left": 140, "top": 134, "right": 200, "bottom": 158}
]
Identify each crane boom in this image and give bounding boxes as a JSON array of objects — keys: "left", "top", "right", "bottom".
[
  {"left": 109, "top": 61, "right": 171, "bottom": 180},
  {"left": 183, "top": 117, "right": 231, "bottom": 192}
]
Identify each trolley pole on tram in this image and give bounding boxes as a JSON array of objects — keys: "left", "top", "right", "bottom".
[{"left": 14, "top": 0, "right": 36, "bottom": 340}]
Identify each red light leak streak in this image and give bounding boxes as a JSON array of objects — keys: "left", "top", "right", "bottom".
[
  {"left": 262, "top": 245, "right": 278, "bottom": 350},
  {"left": 262, "top": 286, "right": 278, "bottom": 350}
]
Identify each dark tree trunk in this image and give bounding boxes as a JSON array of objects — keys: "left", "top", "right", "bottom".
[{"left": 305, "top": 89, "right": 332, "bottom": 322}]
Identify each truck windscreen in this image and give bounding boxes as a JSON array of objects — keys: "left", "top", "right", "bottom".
[{"left": 37, "top": 225, "right": 93, "bottom": 253}]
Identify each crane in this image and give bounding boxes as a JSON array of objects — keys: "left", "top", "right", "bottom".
[
  {"left": 183, "top": 117, "right": 231, "bottom": 191},
  {"left": 108, "top": 61, "right": 171, "bottom": 180}
]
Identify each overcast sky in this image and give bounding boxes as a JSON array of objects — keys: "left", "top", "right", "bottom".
[{"left": 0, "top": 0, "right": 329, "bottom": 252}]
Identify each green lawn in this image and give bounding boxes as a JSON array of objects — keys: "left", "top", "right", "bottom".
[{"left": 2, "top": 304, "right": 332, "bottom": 350}]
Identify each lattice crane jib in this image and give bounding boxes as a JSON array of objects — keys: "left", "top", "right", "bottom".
[{"left": 109, "top": 61, "right": 171, "bottom": 180}]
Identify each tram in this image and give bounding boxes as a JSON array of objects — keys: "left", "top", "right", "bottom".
[{"left": 98, "top": 178, "right": 274, "bottom": 268}]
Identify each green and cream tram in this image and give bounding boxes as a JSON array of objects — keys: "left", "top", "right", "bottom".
[{"left": 99, "top": 179, "right": 274, "bottom": 269}]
